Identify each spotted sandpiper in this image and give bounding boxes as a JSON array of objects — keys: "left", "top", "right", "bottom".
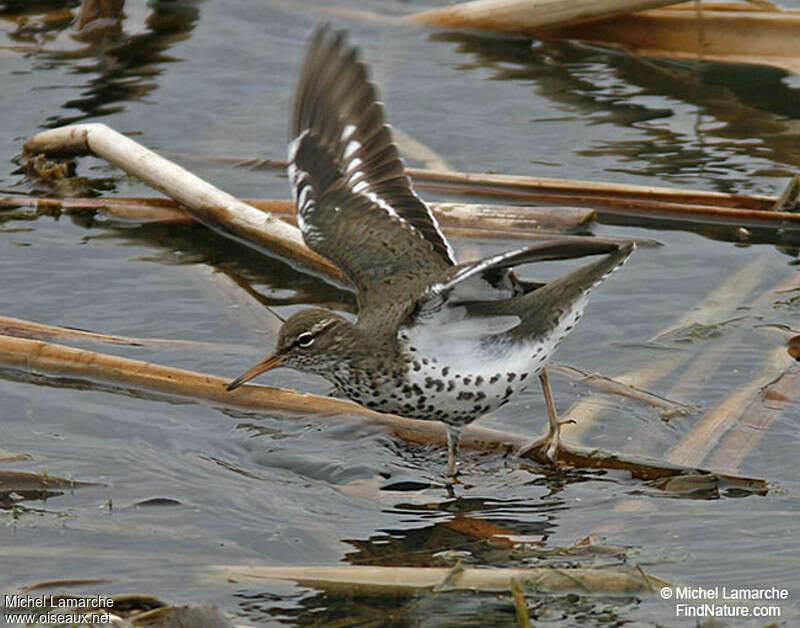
[{"left": 227, "top": 26, "right": 635, "bottom": 477}]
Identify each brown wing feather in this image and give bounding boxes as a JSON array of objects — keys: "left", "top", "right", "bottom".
[
  {"left": 290, "top": 130, "right": 450, "bottom": 317},
  {"left": 290, "top": 25, "right": 455, "bottom": 272}
]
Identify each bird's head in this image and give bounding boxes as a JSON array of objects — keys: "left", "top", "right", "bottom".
[{"left": 226, "top": 309, "right": 353, "bottom": 391}]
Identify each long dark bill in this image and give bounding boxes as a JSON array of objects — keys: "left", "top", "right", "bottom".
[{"left": 226, "top": 354, "right": 285, "bottom": 391}]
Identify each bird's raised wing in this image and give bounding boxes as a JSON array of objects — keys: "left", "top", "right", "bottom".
[
  {"left": 403, "top": 238, "right": 635, "bottom": 345},
  {"left": 288, "top": 26, "right": 454, "bottom": 307}
]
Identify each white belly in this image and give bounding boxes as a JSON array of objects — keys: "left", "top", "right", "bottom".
[{"left": 392, "top": 292, "right": 589, "bottom": 423}]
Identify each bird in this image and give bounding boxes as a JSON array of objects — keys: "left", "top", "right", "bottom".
[{"left": 227, "top": 26, "right": 635, "bottom": 478}]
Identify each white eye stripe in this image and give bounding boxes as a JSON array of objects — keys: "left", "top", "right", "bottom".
[
  {"left": 297, "top": 332, "right": 315, "bottom": 347},
  {"left": 310, "top": 318, "right": 335, "bottom": 334},
  {"left": 296, "top": 319, "right": 336, "bottom": 348}
]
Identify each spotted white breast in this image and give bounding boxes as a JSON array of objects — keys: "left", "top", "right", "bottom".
[{"left": 391, "top": 292, "right": 590, "bottom": 424}]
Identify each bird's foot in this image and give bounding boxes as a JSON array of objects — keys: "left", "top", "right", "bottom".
[
  {"left": 445, "top": 474, "right": 460, "bottom": 485},
  {"left": 519, "top": 418, "right": 575, "bottom": 467}
]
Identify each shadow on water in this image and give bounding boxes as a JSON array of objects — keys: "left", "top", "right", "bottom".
[
  {"left": 600, "top": 211, "right": 800, "bottom": 258},
  {"left": 68, "top": 215, "right": 358, "bottom": 311},
  {"left": 431, "top": 31, "right": 800, "bottom": 187},
  {"left": 2, "top": 0, "right": 199, "bottom": 128},
  {"left": 239, "top": 587, "right": 637, "bottom": 626},
  {"left": 3, "top": 6, "right": 800, "bottom": 626},
  {"left": 226, "top": 472, "right": 650, "bottom": 625},
  {"left": 215, "top": 418, "right": 760, "bottom": 623}
]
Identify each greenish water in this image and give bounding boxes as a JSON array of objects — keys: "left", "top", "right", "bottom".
[{"left": 1, "top": 1, "right": 799, "bottom": 626}]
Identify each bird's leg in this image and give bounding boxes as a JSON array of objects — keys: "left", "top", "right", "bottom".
[
  {"left": 445, "top": 425, "right": 463, "bottom": 480},
  {"left": 539, "top": 368, "right": 566, "bottom": 464},
  {"left": 518, "top": 369, "right": 576, "bottom": 466}
]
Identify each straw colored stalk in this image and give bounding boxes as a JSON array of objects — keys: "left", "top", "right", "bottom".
[
  {"left": 26, "top": 135, "right": 797, "bottom": 227},
  {"left": 406, "top": 0, "right": 800, "bottom": 75},
  {"left": 1, "top": 312, "right": 683, "bottom": 413},
  {"left": 590, "top": 260, "right": 792, "bottom": 529},
  {"left": 665, "top": 347, "right": 793, "bottom": 468},
  {"left": 421, "top": 184, "right": 800, "bottom": 228},
  {"left": 563, "top": 254, "right": 771, "bottom": 445},
  {"left": 22, "top": 123, "right": 345, "bottom": 283},
  {"left": 707, "top": 362, "right": 800, "bottom": 471},
  {"left": 1, "top": 194, "right": 596, "bottom": 235},
  {"left": 666, "top": 270, "right": 800, "bottom": 470},
  {"left": 511, "top": 577, "right": 531, "bottom": 628},
  {"left": 0, "top": 333, "right": 390, "bottom": 420},
  {"left": 0, "top": 333, "right": 766, "bottom": 489},
  {"left": 0, "top": 314, "right": 253, "bottom": 354},
  {"left": 405, "top": 0, "right": 684, "bottom": 34},
  {"left": 548, "top": 364, "right": 694, "bottom": 415},
  {"left": 0, "top": 450, "right": 29, "bottom": 463},
  {"left": 215, "top": 564, "right": 668, "bottom": 595},
  {"left": 171, "top": 154, "right": 781, "bottom": 212},
  {"left": 541, "top": 2, "right": 800, "bottom": 75},
  {"left": 0, "top": 470, "right": 99, "bottom": 493},
  {"left": 24, "top": 132, "right": 800, "bottom": 230},
  {"left": 663, "top": 267, "right": 800, "bottom": 468}
]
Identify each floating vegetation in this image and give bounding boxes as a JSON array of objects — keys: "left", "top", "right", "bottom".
[{"left": 5, "top": 4, "right": 800, "bottom": 624}]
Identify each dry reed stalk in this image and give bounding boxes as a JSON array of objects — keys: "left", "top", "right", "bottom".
[
  {"left": 244, "top": 158, "right": 800, "bottom": 226},
  {"left": 24, "top": 142, "right": 790, "bottom": 218},
  {"left": 418, "top": 182, "right": 800, "bottom": 228},
  {"left": 511, "top": 577, "right": 531, "bottom": 628},
  {"left": 391, "top": 126, "right": 454, "bottom": 172},
  {"left": 375, "top": 163, "right": 785, "bottom": 213},
  {"left": 0, "top": 470, "right": 99, "bottom": 492},
  {"left": 562, "top": 255, "right": 770, "bottom": 444},
  {"left": 0, "top": 333, "right": 766, "bottom": 487},
  {"left": 663, "top": 268, "right": 800, "bottom": 468},
  {"left": 665, "top": 347, "right": 792, "bottom": 467},
  {"left": 0, "top": 333, "right": 389, "bottom": 419},
  {"left": 547, "top": 364, "right": 694, "bottom": 414},
  {"left": 1, "top": 195, "right": 596, "bottom": 234},
  {"left": 541, "top": 2, "right": 800, "bottom": 75},
  {"left": 24, "top": 140, "right": 798, "bottom": 229},
  {"left": 46, "top": 198, "right": 193, "bottom": 224},
  {"left": 0, "top": 314, "right": 253, "bottom": 354},
  {"left": 22, "top": 124, "right": 345, "bottom": 282},
  {"left": 432, "top": 202, "right": 594, "bottom": 232},
  {"left": 0, "top": 313, "right": 675, "bottom": 409},
  {"left": 0, "top": 450, "right": 31, "bottom": 463},
  {"left": 215, "top": 564, "right": 668, "bottom": 594},
  {"left": 405, "top": 0, "right": 683, "bottom": 34},
  {"left": 707, "top": 363, "right": 800, "bottom": 470},
  {"left": 594, "top": 259, "right": 792, "bottom": 528},
  {"left": 168, "top": 153, "right": 780, "bottom": 211}
]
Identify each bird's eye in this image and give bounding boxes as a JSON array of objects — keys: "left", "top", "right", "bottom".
[{"left": 296, "top": 332, "right": 314, "bottom": 347}]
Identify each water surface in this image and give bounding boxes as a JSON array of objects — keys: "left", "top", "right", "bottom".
[{"left": 1, "top": 1, "right": 799, "bottom": 625}]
